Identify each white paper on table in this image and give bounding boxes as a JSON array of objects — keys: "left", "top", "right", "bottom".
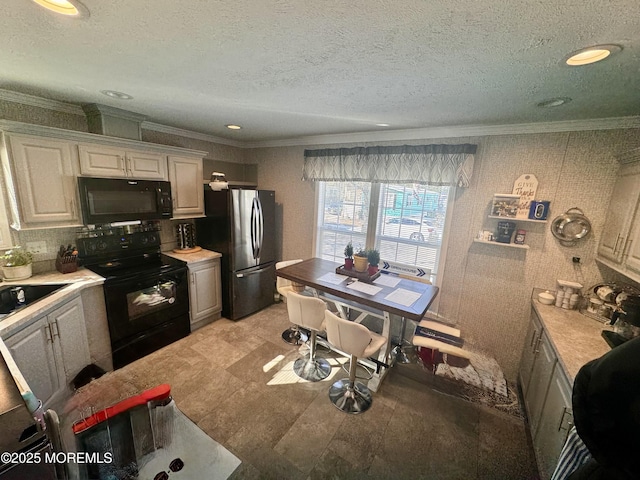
[
  {"left": 317, "top": 272, "right": 348, "bottom": 285},
  {"left": 346, "top": 281, "right": 383, "bottom": 296},
  {"left": 373, "top": 275, "right": 401, "bottom": 288},
  {"left": 384, "top": 288, "right": 422, "bottom": 307}
]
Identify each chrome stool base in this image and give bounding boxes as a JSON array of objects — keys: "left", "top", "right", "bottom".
[
  {"left": 282, "top": 327, "right": 308, "bottom": 345},
  {"left": 294, "top": 357, "right": 331, "bottom": 382},
  {"left": 329, "top": 379, "right": 372, "bottom": 414}
]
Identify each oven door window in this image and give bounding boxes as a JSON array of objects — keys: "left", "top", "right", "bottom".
[
  {"left": 103, "top": 268, "right": 189, "bottom": 346},
  {"left": 127, "top": 281, "right": 177, "bottom": 320}
]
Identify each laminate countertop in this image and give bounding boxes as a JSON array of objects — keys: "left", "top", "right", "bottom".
[
  {"left": 163, "top": 248, "right": 221, "bottom": 264},
  {"left": 531, "top": 292, "right": 611, "bottom": 384},
  {"left": 0, "top": 267, "right": 104, "bottom": 337}
]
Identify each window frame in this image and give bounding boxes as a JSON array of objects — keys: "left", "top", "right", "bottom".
[{"left": 312, "top": 181, "right": 455, "bottom": 297}]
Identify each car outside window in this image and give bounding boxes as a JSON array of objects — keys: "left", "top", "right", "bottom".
[{"left": 316, "top": 181, "right": 451, "bottom": 282}]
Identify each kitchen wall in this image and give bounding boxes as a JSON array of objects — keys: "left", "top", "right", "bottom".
[
  {"left": 245, "top": 128, "right": 640, "bottom": 381},
  {"left": 3, "top": 97, "right": 640, "bottom": 381}
]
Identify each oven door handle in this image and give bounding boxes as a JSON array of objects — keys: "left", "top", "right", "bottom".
[{"left": 236, "top": 265, "right": 271, "bottom": 278}]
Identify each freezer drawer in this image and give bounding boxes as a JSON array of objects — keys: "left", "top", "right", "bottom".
[{"left": 229, "top": 263, "right": 276, "bottom": 320}]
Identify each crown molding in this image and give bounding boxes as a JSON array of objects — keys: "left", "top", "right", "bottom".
[
  {"left": 244, "top": 116, "right": 640, "bottom": 148},
  {"left": 141, "top": 122, "right": 245, "bottom": 148},
  {"left": 0, "top": 89, "right": 84, "bottom": 115},
  {"left": 2, "top": 88, "right": 638, "bottom": 149},
  {"left": 0, "top": 120, "right": 208, "bottom": 157}
]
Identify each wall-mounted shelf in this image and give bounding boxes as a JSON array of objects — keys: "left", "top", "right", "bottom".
[
  {"left": 487, "top": 215, "right": 547, "bottom": 223},
  {"left": 473, "top": 238, "right": 529, "bottom": 249}
]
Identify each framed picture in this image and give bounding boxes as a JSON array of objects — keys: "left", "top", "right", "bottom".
[{"left": 491, "top": 194, "right": 520, "bottom": 218}]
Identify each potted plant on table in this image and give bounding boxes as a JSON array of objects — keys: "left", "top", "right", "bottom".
[
  {"left": 1, "top": 246, "right": 34, "bottom": 280},
  {"left": 344, "top": 242, "right": 354, "bottom": 270},
  {"left": 367, "top": 248, "right": 380, "bottom": 275},
  {"left": 353, "top": 248, "right": 368, "bottom": 273}
]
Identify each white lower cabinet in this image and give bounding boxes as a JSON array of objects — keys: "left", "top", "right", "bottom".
[
  {"left": 188, "top": 258, "right": 222, "bottom": 330},
  {"left": 534, "top": 366, "right": 573, "bottom": 480},
  {"left": 519, "top": 309, "right": 573, "bottom": 480},
  {"left": 4, "top": 296, "right": 90, "bottom": 408}
]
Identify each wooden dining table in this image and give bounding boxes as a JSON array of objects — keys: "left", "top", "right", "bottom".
[{"left": 276, "top": 257, "right": 439, "bottom": 391}]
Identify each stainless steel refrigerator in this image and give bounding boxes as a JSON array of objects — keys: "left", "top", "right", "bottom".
[{"left": 195, "top": 187, "right": 276, "bottom": 320}]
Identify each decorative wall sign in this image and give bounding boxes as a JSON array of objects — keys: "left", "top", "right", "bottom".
[{"left": 512, "top": 174, "right": 538, "bottom": 219}]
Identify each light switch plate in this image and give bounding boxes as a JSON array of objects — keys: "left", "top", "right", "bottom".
[{"left": 26, "top": 241, "right": 47, "bottom": 255}]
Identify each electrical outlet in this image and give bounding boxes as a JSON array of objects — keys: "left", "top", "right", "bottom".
[{"left": 26, "top": 241, "right": 47, "bottom": 255}]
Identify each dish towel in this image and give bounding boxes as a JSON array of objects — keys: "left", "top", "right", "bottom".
[{"left": 550, "top": 426, "right": 592, "bottom": 480}]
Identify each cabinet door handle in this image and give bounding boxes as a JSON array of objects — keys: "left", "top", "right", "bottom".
[
  {"left": 529, "top": 329, "right": 538, "bottom": 348},
  {"left": 45, "top": 324, "right": 53, "bottom": 343},
  {"left": 623, "top": 239, "right": 633, "bottom": 258},
  {"left": 534, "top": 335, "right": 543, "bottom": 354},
  {"left": 52, "top": 321, "right": 60, "bottom": 339},
  {"left": 613, "top": 234, "right": 623, "bottom": 255},
  {"left": 191, "top": 273, "right": 195, "bottom": 285},
  {"left": 558, "top": 407, "right": 573, "bottom": 432}
]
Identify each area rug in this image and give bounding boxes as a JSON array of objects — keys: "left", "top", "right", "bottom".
[{"left": 395, "top": 351, "right": 523, "bottom": 418}]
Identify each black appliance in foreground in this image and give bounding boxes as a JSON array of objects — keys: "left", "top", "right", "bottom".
[
  {"left": 0, "top": 353, "right": 55, "bottom": 479},
  {"left": 77, "top": 222, "right": 189, "bottom": 369},
  {"left": 196, "top": 187, "right": 276, "bottom": 320}
]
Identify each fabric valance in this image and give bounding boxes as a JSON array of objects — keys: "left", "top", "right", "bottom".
[{"left": 303, "top": 144, "right": 477, "bottom": 187}]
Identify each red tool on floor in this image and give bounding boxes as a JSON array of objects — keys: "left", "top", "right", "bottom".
[{"left": 73, "top": 384, "right": 174, "bottom": 480}]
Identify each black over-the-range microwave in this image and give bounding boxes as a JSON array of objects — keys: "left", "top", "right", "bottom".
[{"left": 77, "top": 176, "right": 173, "bottom": 225}]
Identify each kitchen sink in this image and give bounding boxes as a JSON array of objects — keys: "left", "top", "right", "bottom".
[{"left": 0, "top": 284, "right": 67, "bottom": 317}]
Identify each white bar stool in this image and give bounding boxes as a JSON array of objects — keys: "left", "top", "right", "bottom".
[
  {"left": 324, "top": 311, "right": 387, "bottom": 414},
  {"left": 276, "top": 259, "right": 308, "bottom": 345},
  {"left": 286, "top": 291, "right": 331, "bottom": 382}
]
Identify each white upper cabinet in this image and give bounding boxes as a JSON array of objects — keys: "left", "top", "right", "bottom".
[
  {"left": 0, "top": 120, "right": 207, "bottom": 229},
  {"left": 597, "top": 164, "right": 640, "bottom": 262},
  {"left": 168, "top": 155, "right": 204, "bottom": 218},
  {"left": 0, "top": 181, "right": 13, "bottom": 248},
  {"left": 597, "top": 156, "right": 640, "bottom": 283},
  {"left": 78, "top": 143, "right": 168, "bottom": 180},
  {"left": 1, "top": 133, "right": 81, "bottom": 229}
]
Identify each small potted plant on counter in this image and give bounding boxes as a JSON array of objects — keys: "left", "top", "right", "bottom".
[
  {"left": 1, "top": 246, "right": 34, "bottom": 281},
  {"left": 344, "top": 242, "right": 354, "bottom": 270},
  {"left": 367, "top": 248, "right": 380, "bottom": 275},
  {"left": 354, "top": 248, "right": 368, "bottom": 273}
]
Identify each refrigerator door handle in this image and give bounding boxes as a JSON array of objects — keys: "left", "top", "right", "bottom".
[
  {"left": 256, "top": 197, "right": 264, "bottom": 260},
  {"left": 236, "top": 265, "right": 273, "bottom": 277},
  {"left": 250, "top": 198, "right": 258, "bottom": 259}
]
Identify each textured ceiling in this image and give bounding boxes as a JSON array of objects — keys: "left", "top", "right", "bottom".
[{"left": 1, "top": 0, "right": 639, "bottom": 143}]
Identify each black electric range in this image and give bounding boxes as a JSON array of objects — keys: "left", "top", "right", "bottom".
[{"left": 77, "top": 223, "right": 190, "bottom": 369}]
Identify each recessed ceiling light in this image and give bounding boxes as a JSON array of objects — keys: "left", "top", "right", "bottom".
[
  {"left": 537, "top": 97, "right": 572, "bottom": 108},
  {"left": 376, "top": 123, "right": 390, "bottom": 127},
  {"left": 32, "top": 0, "right": 89, "bottom": 17},
  {"left": 565, "top": 45, "right": 621, "bottom": 66},
  {"left": 225, "top": 124, "right": 242, "bottom": 130},
  {"left": 100, "top": 90, "right": 133, "bottom": 100}
]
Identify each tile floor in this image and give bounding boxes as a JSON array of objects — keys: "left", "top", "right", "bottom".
[{"left": 61, "top": 303, "right": 540, "bottom": 479}]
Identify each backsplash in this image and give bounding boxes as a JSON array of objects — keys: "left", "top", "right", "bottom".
[
  {"left": 3, "top": 218, "right": 198, "bottom": 276},
  {"left": 12, "top": 227, "right": 79, "bottom": 274}
]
